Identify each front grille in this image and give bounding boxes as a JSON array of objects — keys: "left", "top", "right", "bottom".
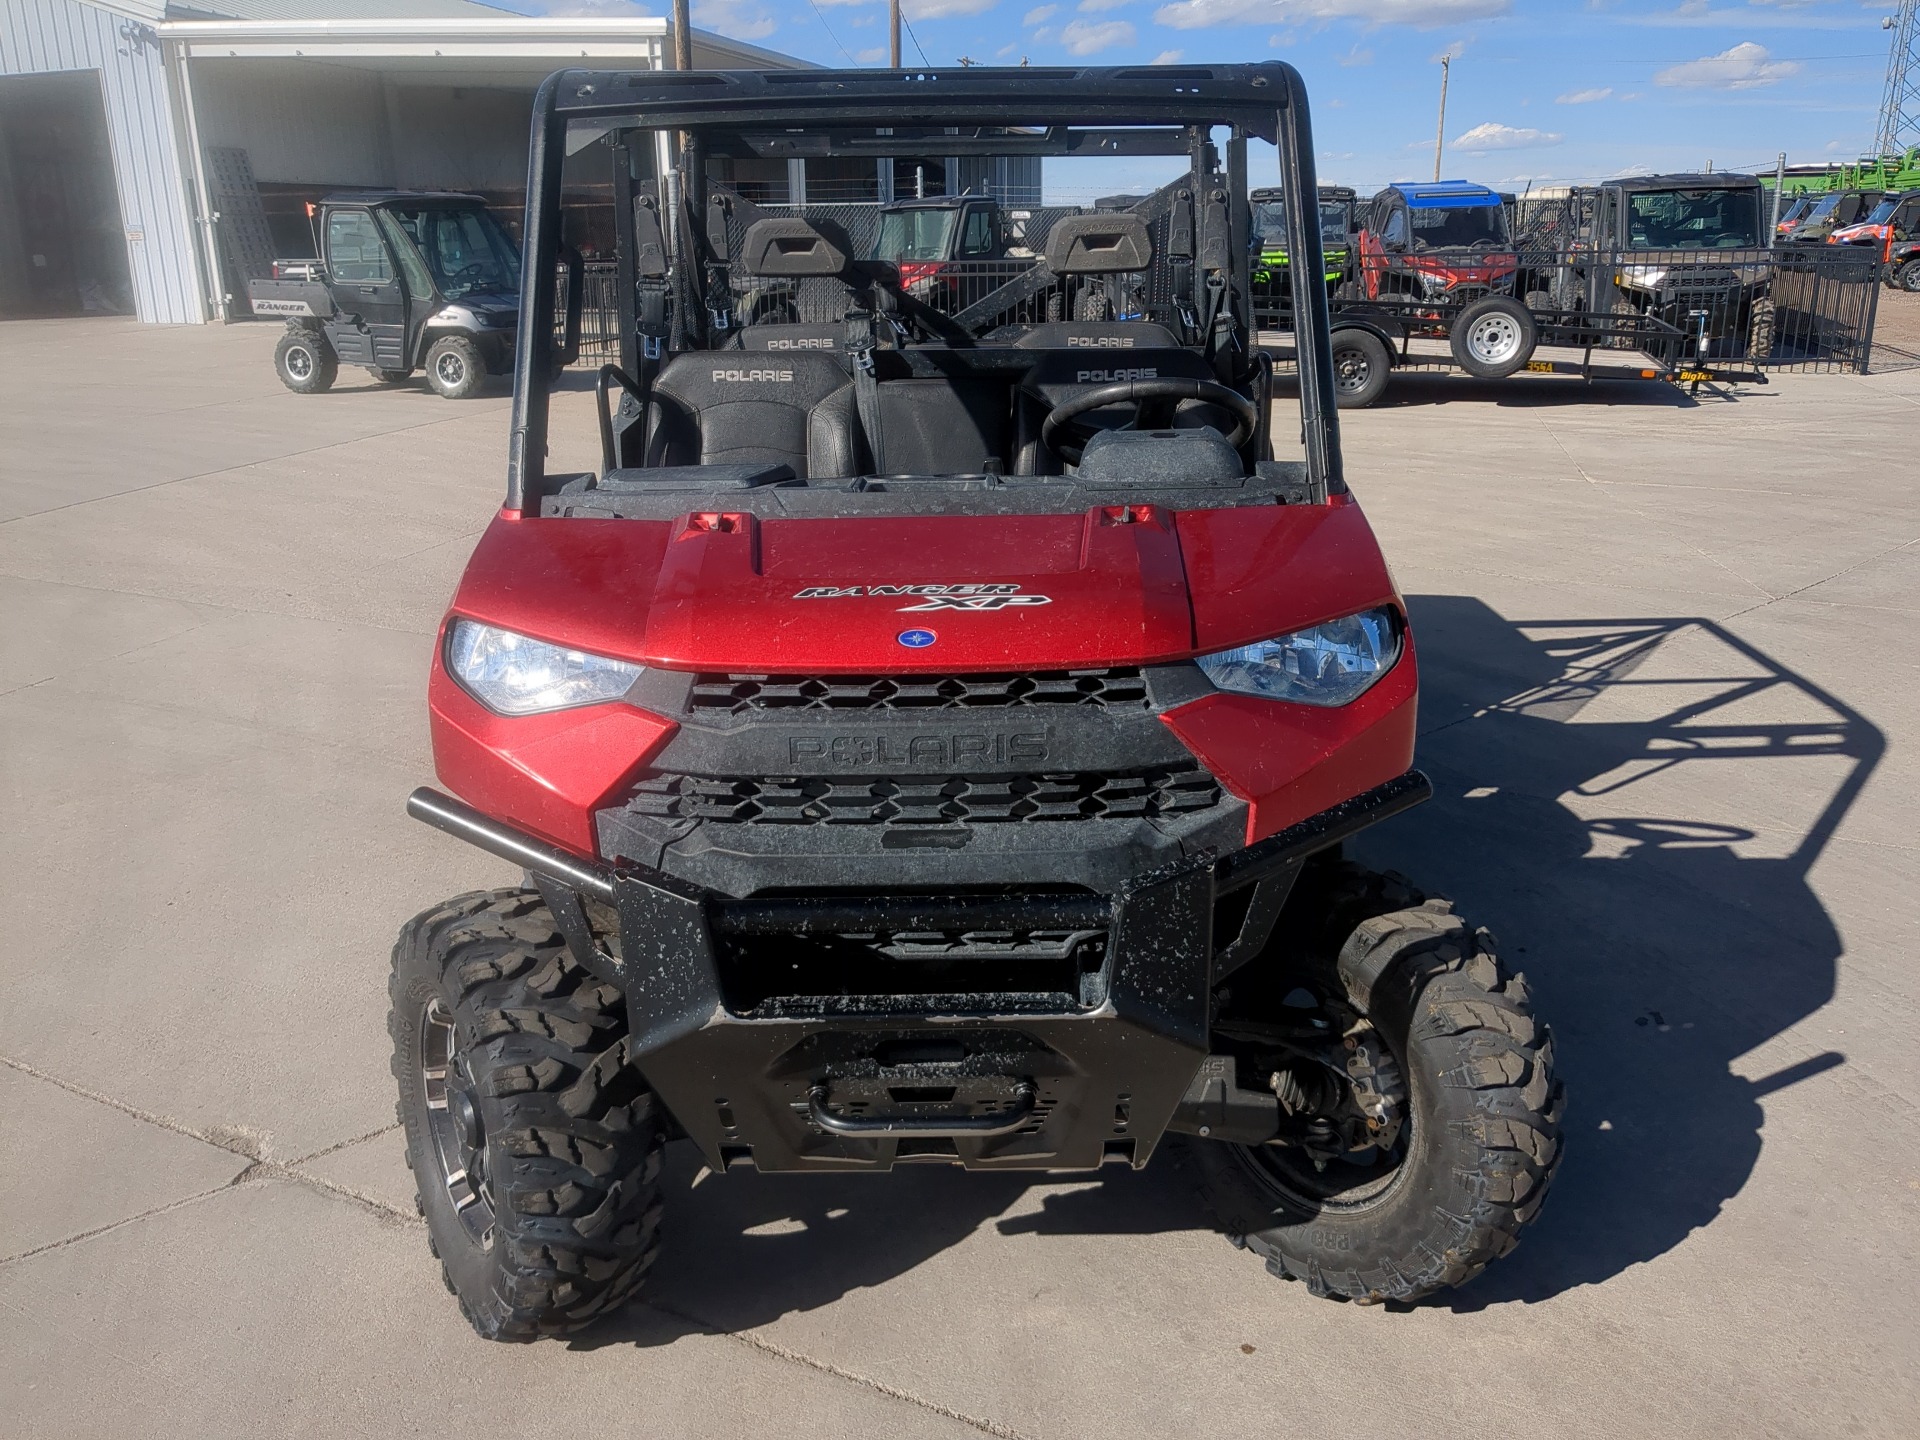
[
  {"left": 626, "top": 767, "right": 1220, "bottom": 826},
  {"left": 688, "top": 669, "right": 1149, "bottom": 714}
]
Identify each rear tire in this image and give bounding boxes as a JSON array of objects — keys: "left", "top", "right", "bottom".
[
  {"left": 1450, "top": 295, "right": 1538, "bottom": 378},
  {"left": 1330, "top": 328, "right": 1391, "bottom": 409},
  {"left": 425, "top": 334, "right": 487, "bottom": 399},
  {"left": 275, "top": 328, "right": 336, "bottom": 394},
  {"left": 1193, "top": 886, "right": 1563, "bottom": 1305},
  {"left": 1895, "top": 259, "right": 1920, "bottom": 294},
  {"left": 390, "top": 889, "right": 664, "bottom": 1340}
]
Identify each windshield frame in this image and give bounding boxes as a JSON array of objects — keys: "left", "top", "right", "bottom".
[
  {"left": 1408, "top": 202, "right": 1509, "bottom": 250},
  {"left": 380, "top": 202, "right": 522, "bottom": 301},
  {"left": 1624, "top": 187, "right": 1761, "bottom": 250},
  {"left": 871, "top": 207, "right": 961, "bottom": 263}
]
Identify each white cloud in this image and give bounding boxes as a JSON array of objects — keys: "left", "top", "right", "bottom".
[
  {"left": 1451, "top": 121, "right": 1563, "bottom": 151},
  {"left": 818, "top": 0, "right": 997, "bottom": 11},
  {"left": 1154, "top": 0, "right": 1509, "bottom": 33},
  {"left": 1060, "top": 17, "right": 1134, "bottom": 51},
  {"left": 1151, "top": 48, "right": 1185, "bottom": 63},
  {"left": 691, "top": 0, "right": 776, "bottom": 39},
  {"left": 1556, "top": 86, "right": 1612, "bottom": 104},
  {"left": 903, "top": 0, "right": 997, "bottom": 15},
  {"left": 1023, "top": 2, "right": 1057, "bottom": 19},
  {"left": 1654, "top": 41, "right": 1801, "bottom": 90}
]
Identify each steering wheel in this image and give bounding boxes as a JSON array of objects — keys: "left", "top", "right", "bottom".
[{"left": 1040, "top": 378, "right": 1260, "bottom": 465}]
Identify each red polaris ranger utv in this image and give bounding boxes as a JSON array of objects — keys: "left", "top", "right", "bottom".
[{"left": 393, "top": 64, "right": 1562, "bottom": 1339}]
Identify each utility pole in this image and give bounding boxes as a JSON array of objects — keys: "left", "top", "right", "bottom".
[
  {"left": 1432, "top": 54, "right": 1451, "bottom": 183},
  {"left": 672, "top": 0, "right": 690, "bottom": 71},
  {"left": 1771, "top": 152, "right": 1786, "bottom": 236},
  {"left": 891, "top": 0, "right": 902, "bottom": 68}
]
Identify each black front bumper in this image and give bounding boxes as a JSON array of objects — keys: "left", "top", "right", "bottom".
[{"left": 407, "top": 772, "right": 1430, "bottom": 1173}]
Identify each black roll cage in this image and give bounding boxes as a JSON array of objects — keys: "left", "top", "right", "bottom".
[{"left": 505, "top": 63, "right": 1342, "bottom": 512}]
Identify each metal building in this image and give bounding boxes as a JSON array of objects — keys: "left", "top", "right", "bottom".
[{"left": 0, "top": 1, "right": 808, "bottom": 323}]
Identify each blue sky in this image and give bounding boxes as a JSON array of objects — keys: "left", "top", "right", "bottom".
[{"left": 500, "top": 1, "right": 1897, "bottom": 198}]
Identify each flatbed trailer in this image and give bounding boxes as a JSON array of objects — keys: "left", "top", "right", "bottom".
[{"left": 1280, "top": 297, "right": 1767, "bottom": 406}]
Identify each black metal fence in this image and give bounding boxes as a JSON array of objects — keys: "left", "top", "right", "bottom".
[
  {"left": 569, "top": 207, "right": 1889, "bottom": 376},
  {"left": 1253, "top": 242, "right": 1884, "bottom": 374}
]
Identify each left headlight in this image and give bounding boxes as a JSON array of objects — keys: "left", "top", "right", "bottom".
[
  {"left": 1196, "top": 608, "right": 1402, "bottom": 708},
  {"left": 446, "top": 619, "right": 643, "bottom": 716}
]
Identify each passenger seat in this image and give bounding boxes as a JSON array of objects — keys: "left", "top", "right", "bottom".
[{"left": 641, "top": 351, "right": 860, "bottom": 480}]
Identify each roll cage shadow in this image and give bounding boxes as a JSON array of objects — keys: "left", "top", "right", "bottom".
[{"left": 506, "top": 63, "right": 1342, "bottom": 513}]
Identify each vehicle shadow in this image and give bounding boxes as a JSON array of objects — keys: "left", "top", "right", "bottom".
[
  {"left": 1368, "top": 597, "right": 1876, "bottom": 1309},
  {"left": 578, "top": 599, "right": 1878, "bottom": 1342}
]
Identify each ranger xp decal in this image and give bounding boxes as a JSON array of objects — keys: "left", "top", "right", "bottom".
[{"left": 793, "top": 583, "right": 1053, "bottom": 611}]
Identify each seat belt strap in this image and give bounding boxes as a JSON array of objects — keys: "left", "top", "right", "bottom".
[{"left": 845, "top": 308, "right": 885, "bottom": 475}]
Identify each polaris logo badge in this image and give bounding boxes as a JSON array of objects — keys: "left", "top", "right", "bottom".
[
  {"left": 1075, "top": 367, "right": 1157, "bottom": 383},
  {"left": 1067, "top": 335, "right": 1135, "bottom": 348},
  {"left": 760, "top": 337, "right": 835, "bottom": 350},
  {"left": 795, "top": 583, "right": 1052, "bottom": 612},
  {"left": 788, "top": 731, "right": 1048, "bottom": 767},
  {"left": 711, "top": 368, "right": 794, "bottom": 382}
]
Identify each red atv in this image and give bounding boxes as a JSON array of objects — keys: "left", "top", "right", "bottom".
[{"left": 392, "top": 64, "right": 1563, "bottom": 1340}]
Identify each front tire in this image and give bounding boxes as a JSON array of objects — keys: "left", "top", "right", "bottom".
[
  {"left": 1895, "top": 259, "right": 1920, "bottom": 294},
  {"left": 424, "top": 334, "right": 487, "bottom": 399},
  {"left": 390, "top": 889, "right": 664, "bottom": 1340},
  {"left": 275, "top": 328, "right": 336, "bottom": 394},
  {"left": 1194, "top": 892, "right": 1563, "bottom": 1304}
]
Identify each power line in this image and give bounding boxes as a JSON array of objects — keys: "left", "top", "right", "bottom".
[
  {"left": 805, "top": 0, "right": 859, "bottom": 66},
  {"left": 902, "top": 12, "right": 931, "bottom": 67}
]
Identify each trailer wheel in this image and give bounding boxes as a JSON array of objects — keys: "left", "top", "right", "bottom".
[
  {"left": 275, "top": 329, "right": 337, "bottom": 395},
  {"left": 425, "top": 334, "right": 487, "bottom": 400},
  {"left": 1895, "top": 259, "right": 1920, "bottom": 294},
  {"left": 1450, "top": 295, "right": 1537, "bottom": 378},
  {"left": 1330, "top": 329, "right": 1391, "bottom": 409},
  {"left": 1746, "top": 298, "right": 1775, "bottom": 362}
]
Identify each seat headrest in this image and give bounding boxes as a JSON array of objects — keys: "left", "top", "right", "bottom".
[
  {"left": 741, "top": 217, "right": 854, "bottom": 278},
  {"left": 1009, "top": 322, "right": 1183, "bottom": 350},
  {"left": 1043, "top": 214, "right": 1153, "bottom": 274}
]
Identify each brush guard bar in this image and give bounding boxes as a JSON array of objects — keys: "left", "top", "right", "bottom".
[{"left": 407, "top": 771, "right": 1428, "bottom": 1172}]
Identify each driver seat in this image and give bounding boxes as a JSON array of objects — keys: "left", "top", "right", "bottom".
[{"left": 1011, "top": 348, "right": 1234, "bottom": 475}]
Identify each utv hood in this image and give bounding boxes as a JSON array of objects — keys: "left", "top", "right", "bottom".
[{"left": 447, "top": 497, "right": 1399, "bottom": 672}]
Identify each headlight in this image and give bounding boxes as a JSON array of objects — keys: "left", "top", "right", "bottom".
[
  {"left": 1417, "top": 271, "right": 1450, "bottom": 294},
  {"left": 1622, "top": 266, "right": 1667, "bottom": 289},
  {"left": 446, "top": 619, "right": 642, "bottom": 716},
  {"left": 1196, "top": 608, "right": 1401, "bottom": 708}
]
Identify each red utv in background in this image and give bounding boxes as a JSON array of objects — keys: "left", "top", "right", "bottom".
[
  {"left": 1829, "top": 190, "right": 1920, "bottom": 266},
  {"left": 1355, "top": 180, "right": 1519, "bottom": 302}
]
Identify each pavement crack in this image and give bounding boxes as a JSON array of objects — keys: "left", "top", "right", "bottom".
[
  {"left": 0, "top": 1182, "right": 233, "bottom": 1268},
  {"left": 0, "top": 1052, "right": 257, "bottom": 1159},
  {"left": 644, "top": 1300, "right": 1037, "bottom": 1440},
  {"left": 287, "top": 1123, "right": 403, "bottom": 1166}
]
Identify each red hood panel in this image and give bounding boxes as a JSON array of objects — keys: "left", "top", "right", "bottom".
[{"left": 449, "top": 498, "right": 1397, "bottom": 671}]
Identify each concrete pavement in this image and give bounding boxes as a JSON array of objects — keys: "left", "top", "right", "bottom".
[{"left": 2, "top": 317, "right": 1916, "bottom": 1438}]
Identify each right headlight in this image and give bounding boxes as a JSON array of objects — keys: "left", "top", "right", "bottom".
[
  {"left": 445, "top": 618, "right": 643, "bottom": 716},
  {"left": 1196, "top": 608, "right": 1402, "bottom": 708}
]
